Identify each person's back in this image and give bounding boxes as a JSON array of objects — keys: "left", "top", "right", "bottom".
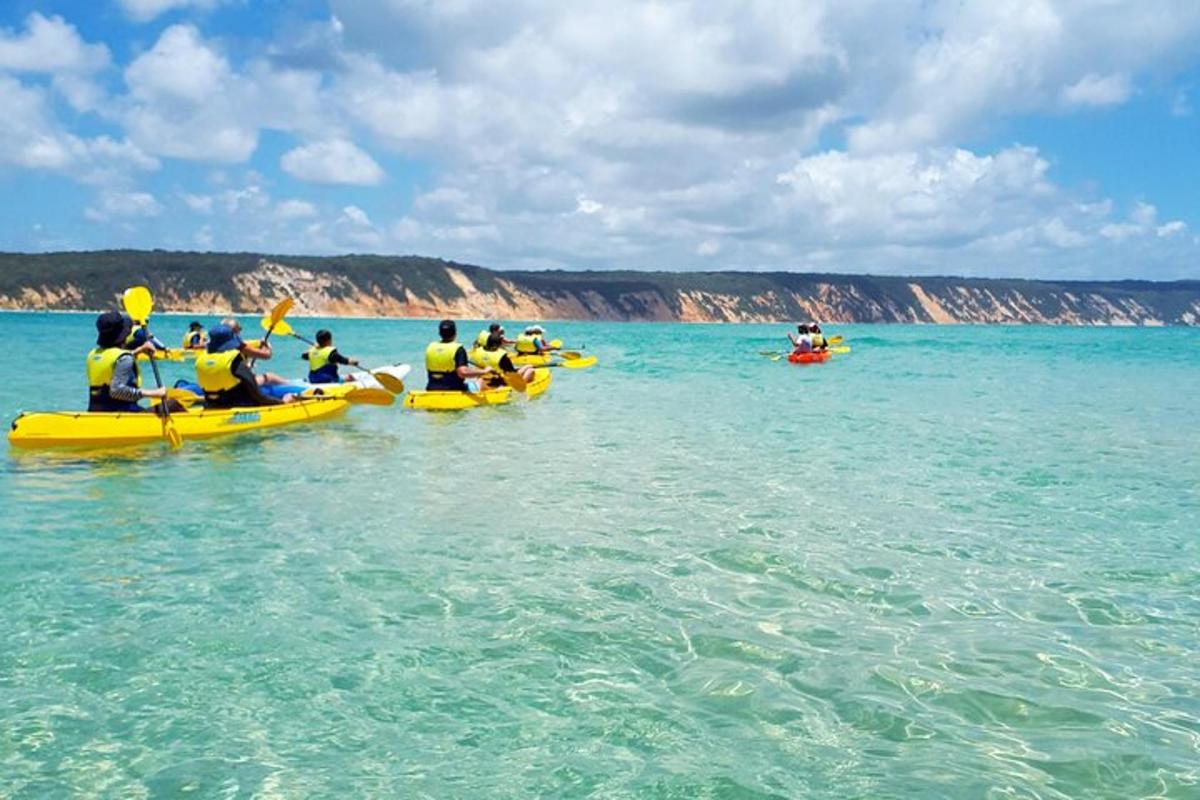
[
  {"left": 426, "top": 319, "right": 470, "bottom": 391},
  {"left": 87, "top": 312, "right": 141, "bottom": 412},
  {"left": 197, "top": 321, "right": 284, "bottom": 408},
  {"left": 182, "top": 322, "right": 207, "bottom": 350},
  {"left": 304, "top": 329, "right": 358, "bottom": 384}
]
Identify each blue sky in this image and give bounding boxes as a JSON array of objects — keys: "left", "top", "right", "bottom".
[{"left": 1, "top": 1, "right": 1198, "bottom": 279}]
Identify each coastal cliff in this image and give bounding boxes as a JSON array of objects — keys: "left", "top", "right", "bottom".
[{"left": 1, "top": 250, "right": 1198, "bottom": 325}]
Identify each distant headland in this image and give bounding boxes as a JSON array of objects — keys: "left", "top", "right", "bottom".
[{"left": 1, "top": 250, "right": 1197, "bottom": 325}]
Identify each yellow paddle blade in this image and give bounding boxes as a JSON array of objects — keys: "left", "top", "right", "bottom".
[
  {"left": 549, "top": 338, "right": 562, "bottom": 349},
  {"left": 370, "top": 372, "right": 405, "bottom": 393},
  {"left": 827, "top": 335, "right": 844, "bottom": 345},
  {"left": 166, "top": 388, "right": 201, "bottom": 406},
  {"left": 829, "top": 345, "right": 851, "bottom": 354},
  {"left": 164, "top": 420, "right": 183, "bottom": 449},
  {"left": 557, "top": 355, "right": 597, "bottom": 369},
  {"left": 122, "top": 286, "right": 153, "bottom": 323},
  {"left": 501, "top": 370, "right": 527, "bottom": 393},
  {"left": 559, "top": 350, "right": 583, "bottom": 360},
  {"left": 263, "top": 317, "right": 295, "bottom": 336},
  {"left": 345, "top": 388, "right": 396, "bottom": 406},
  {"left": 266, "top": 297, "right": 294, "bottom": 328}
]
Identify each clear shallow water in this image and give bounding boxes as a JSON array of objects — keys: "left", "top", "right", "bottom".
[{"left": 2, "top": 312, "right": 1199, "bottom": 799}]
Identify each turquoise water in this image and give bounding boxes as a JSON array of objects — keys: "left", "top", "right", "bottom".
[{"left": 2, "top": 312, "right": 1199, "bottom": 799}]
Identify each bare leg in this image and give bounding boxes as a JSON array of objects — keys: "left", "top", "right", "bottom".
[{"left": 256, "top": 372, "right": 289, "bottom": 386}]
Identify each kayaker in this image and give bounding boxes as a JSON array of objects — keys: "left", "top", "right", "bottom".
[
  {"left": 181, "top": 321, "right": 207, "bottom": 350},
  {"left": 809, "top": 322, "right": 828, "bottom": 351},
  {"left": 301, "top": 329, "right": 362, "bottom": 384},
  {"left": 196, "top": 319, "right": 296, "bottom": 408},
  {"left": 515, "top": 324, "right": 556, "bottom": 355},
  {"left": 473, "top": 332, "right": 535, "bottom": 387},
  {"left": 474, "top": 322, "right": 513, "bottom": 349},
  {"left": 87, "top": 311, "right": 182, "bottom": 412},
  {"left": 426, "top": 319, "right": 493, "bottom": 391},
  {"left": 788, "top": 323, "right": 814, "bottom": 354}
]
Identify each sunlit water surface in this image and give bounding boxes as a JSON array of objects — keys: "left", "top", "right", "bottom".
[{"left": 2, "top": 313, "right": 1198, "bottom": 798}]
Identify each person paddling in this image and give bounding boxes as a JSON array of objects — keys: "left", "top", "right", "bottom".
[
  {"left": 788, "top": 323, "right": 814, "bottom": 355},
  {"left": 425, "top": 319, "right": 492, "bottom": 391},
  {"left": 87, "top": 311, "right": 182, "bottom": 412},
  {"left": 195, "top": 319, "right": 295, "bottom": 408},
  {"left": 302, "top": 329, "right": 362, "bottom": 384},
  {"left": 809, "top": 321, "right": 828, "bottom": 351},
  {"left": 515, "top": 324, "right": 556, "bottom": 356},
  {"left": 472, "top": 332, "right": 535, "bottom": 387},
  {"left": 474, "top": 322, "right": 513, "bottom": 349},
  {"left": 181, "top": 321, "right": 207, "bottom": 350}
]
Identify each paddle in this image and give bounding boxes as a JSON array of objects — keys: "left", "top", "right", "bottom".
[
  {"left": 299, "top": 387, "right": 396, "bottom": 406},
  {"left": 122, "top": 286, "right": 183, "bottom": 449},
  {"left": 261, "top": 318, "right": 407, "bottom": 393},
  {"left": 249, "top": 297, "right": 294, "bottom": 367},
  {"left": 497, "top": 368, "right": 527, "bottom": 393}
]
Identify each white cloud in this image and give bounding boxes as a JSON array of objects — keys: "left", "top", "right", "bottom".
[
  {"left": 1157, "top": 220, "right": 1186, "bottom": 237},
  {"left": 0, "top": 13, "right": 109, "bottom": 73},
  {"left": 121, "top": 25, "right": 259, "bottom": 162},
  {"left": 281, "top": 139, "right": 384, "bottom": 185},
  {"left": 85, "top": 191, "right": 162, "bottom": 221},
  {"left": 125, "top": 25, "right": 227, "bottom": 104},
  {"left": 118, "top": 0, "right": 226, "bottom": 23},
  {"left": 0, "top": 75, "right": 157, "bottom": 179},
  {"left": 341, "top": 205, "right": 371, "bottom": 226},
  {"left": 1061, "top": 73, "right": 1132, "bottom": 108},
  {"left": 276, "top": 199, "right": 317, "bottom": 220},
  {"left": 182, "top": 193, "right": 213, "bottom": 214}
]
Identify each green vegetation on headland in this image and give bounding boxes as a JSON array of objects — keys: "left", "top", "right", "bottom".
[{"left": 1, "top": 249, "right": 1198, "bottom": 325}]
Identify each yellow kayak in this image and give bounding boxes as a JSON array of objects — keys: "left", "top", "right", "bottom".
[
  {"left": 510, "top": 353, "right": 553, "bottom": 367},
  {"left": 8, "top": 396, "right": 350, "bottom": 449},
  {"left": 404, "top": 368, "right": 551, "bottom": 411}
]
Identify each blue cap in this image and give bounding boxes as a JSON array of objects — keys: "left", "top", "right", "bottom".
[{"left": 206, "top": 324, "right": 244, "bottom": 353}]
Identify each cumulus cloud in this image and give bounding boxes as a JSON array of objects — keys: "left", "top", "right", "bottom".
[
  {"left": 85, "top": 190, "right": 162, "bottom": 221},
  {"left": 0, "top": 75, "right": 157, "bottom": 179},
  {"left": 1061, "top": 73, "right": 1132, "bottom": 108},
  {"left": 276, "top": 199, "right": 317, "bottom": 220},
  {"left": 120, "top": 25, "right": 258, "bottom": 162},
  {"left": 281, "top": 140, "right": 384, "bottom": 185},
  {"left": 4, "top": 1, "right": 1200, "bottom": 277},
  {"left": 118, "top": 0, "right": 226, "bottom": 23},
  {"left": 0, "top": 13, "right": 109, "bottom": 73}
]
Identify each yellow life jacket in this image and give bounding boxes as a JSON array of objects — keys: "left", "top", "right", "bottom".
[
  {"left": 195, "top": 349, "right": 242, "bottom": 393},
  {"left": 87, "top": 346, "right": 140, "bottom": 397},
  {"left": 811, "top": 333, "right": 826, "bottom": 348},
  {"left": 182, "top": 330, "right": 206, "bottom": 349},
  {"left": 306, "top": 345, "right": 339, "bottom": 382},
  {"left": 515, "top": 333, "right": 540, "bottom": 354},
  {"left": 468, "top": 346, "right": 485, "bottom": 368},
  {"left": 475, "top": 330, "right": 491, "bottom": 347},
  {"left": 473, "top": 348, "right": 507, "bottom": 371},
  {"left": 425, "top": 341, "right": 462, "bottom": 375}
]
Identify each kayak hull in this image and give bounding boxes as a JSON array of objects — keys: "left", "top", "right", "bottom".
[
  {"left": 510, "top": 353, "right": 553, "bottom": 367},
  {"left": 404, "top": 386, "right": 513, "bottom": 411},
  {"left": 8, "top": 398, "right": 350, "bottom": 449},
  {"left": 404, "top": 368, "right": 551, "bottom": 411},
  {"left": 788, "top": 351, "right": 832, "bottom": 364}
]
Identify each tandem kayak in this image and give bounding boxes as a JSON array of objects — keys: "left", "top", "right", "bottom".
[
  {"left": 8, "top": 396, "right": 351, "bottom": 450},
  {"left": 788, "top": 350, "right": 832, "bottom": 364},
  {"left": 404, "top": 368, "right": 551, "bottom": 411}
]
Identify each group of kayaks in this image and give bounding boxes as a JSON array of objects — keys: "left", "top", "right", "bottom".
[{"left": 8, "top": 291, "right": 597, "bottom": 451}]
